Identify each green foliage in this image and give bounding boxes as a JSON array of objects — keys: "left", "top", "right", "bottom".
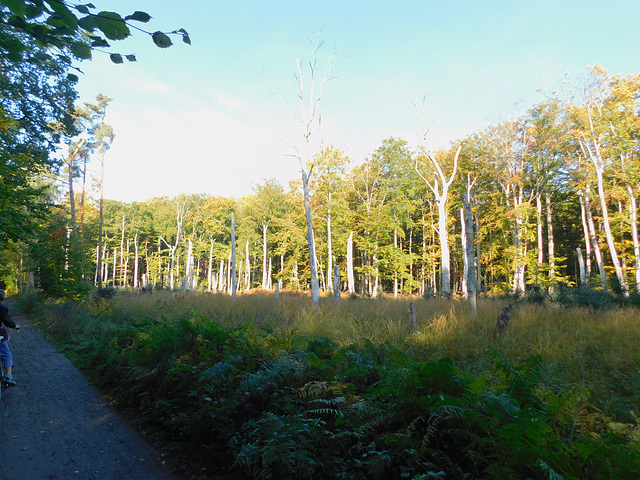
[
  {"left": 0, "top": 1, "right": 189, "bottom": 64},
  {"left": 15, "top": 292, "right": 640, "bottom": 479}
]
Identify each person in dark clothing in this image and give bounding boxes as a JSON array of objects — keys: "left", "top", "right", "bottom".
[{"left": 0, "top": 289, "right": 20, "bottom": 385}]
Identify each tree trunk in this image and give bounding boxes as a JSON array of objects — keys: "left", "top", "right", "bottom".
[
  {"left": 183, "top": 238, "right": 193, "bottom": 292},
  {"left": 628, "top": 186, "right": 640, "bottom": 292},
  {"left": 415, "top": 146, "right": 460, "bottom": 298},
  {"left": 119, "top": 215, "right": 126, "bottom": 287},
  {"left": 585, "top": 188, "right": 608, "bottom": 290},
  {"left": 327, "top": 196, "right": 333, "bottom": 292},
  {"left": 437, "top": 196, "right": 451, "bottom": 298},
  {"left": 333, "top": 266, "right": 340, "bottom": 300},
  {"left": 302, "top": 170, "right": 320, "bottom": 304},
  {"left": 112, "top": 247, "right": 117, "bottom": 286},
  {"left": 347, "top": 231, "right": 355, "bottom": 294},
  {"left": 475, "top": 210, "right": 482, "bottom": 293},
  {"left": 208, "top": 240, "right": 214, "bottom": 292},
  {"left": 587, "top": 141, "right": 628, "bottom": 294},
  {"left": 262, "top": 224, "right": 268, "bottom": 289},
  {"left": 124, "top": 238, "right": 130, "bottom": 287},
  {"left": 462, "top": 185, "right": 477, "bottom": 317},
  {"left": 460, "top": 208, "right": 468, "bottom": 296},
  {"left": 66, "top": 139, "right": 85, "bottom": 235},
  {"left": 578, "top": 192, "right": 592, "bottom": 285},
  {"left": 393, "top": 229, "right": 399, "bottom": 298},
  {"left": 96, "top": 196, "right": 104, "bottom": 287},
  {"left": 545, "top": 193, "right": 556, "bottom": 292},
  {"left": 245, "top": 240, "right": 250, "bottom": 291},
  {"left": 231, "top": 212, "right": 237, "bottom": 298},
  {"left": 536, "top": 194, "right": 544, "bottom": 266},
  {"left": 576, "top": 247, "right": 587, "bottom": 288},
  {"left": 133, "top": 231, "right": 139, "bottom": 289}
]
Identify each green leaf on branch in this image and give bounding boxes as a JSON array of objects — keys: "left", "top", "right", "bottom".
[
  {"left": 25, "top": 4, "right": 44, "bottom": 19},
  {"left": 67, "top": 73, "right": 79, "bottom": 82},
  {"left": 3, "top": 0, "right": 28, "bottom": 16},
  {"left": 46, "top": 0, "right": 79, "bottom": 29},
  {"left": 152, "top": 31, "right": 173, "bottom": 48},
  {"left": 70, "top": 42, "right": 92, "bottom": 59},
  {"left": 109, "top": 53, "right": 124, "bottom": 64},
  {"left": 125, "top": 54, "right": 137, "bottom": 62},
  {"left": 178, "top": 28, "right": 191, "bottom": 44},
  {"left": 77, "top": 15, "right": 96, "bottom": 32},
  {"left": 94, "top": 11, "right": 130, "bottom": 40},
  {"left": 125, "top": 11, "right": 152, "bottom": 23},
  {"left": 89, "top": 36, "right": 110, "bottom": 48}
]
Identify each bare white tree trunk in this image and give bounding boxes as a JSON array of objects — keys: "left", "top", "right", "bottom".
[
  {"left": 581, "top": 138, "right": 628, "bottom": 294},
  {"left": 536, "top": 194, "right": 544, "bottom": 266},
  {"left": 183, "top": 238, "right": 193, "bottom": 292},
  {"left": 577, "top": 247, "right": 587, "bottom": 287},
  {"left": 112, "top": 247, "right": 117, "bottom": 286},
  {"left": 545, "top": 193, "right": 556, "bottom": 291},
  {"left": 133, "top": 231, "right": 139, "bottom": 288},
  {"left": 462, "top": 177, "right": 477, "bottom": 317},
  {"left": 124, "top": 239, "right": 130, "bottom": 287},
  {"left": 347, "top": 231, "right": 355, "bottom": 294},
  {"left": 628, "top": 186, "right": 640, "bottom": 292},
  {"left": 231, "top": 212, "right": 237, "bottom": 298},
  {"left": 268, "top": 36, "right": 336, "bottom": 305},
  {"left": 585, "top": 188, "right": 608, "bottom": 290},
  {"left": 261, "top": 224, "right": 268, "bottom": 289},
  {"left": 208, "top": 239, "right": 214, "bottom": 292},
  {"left": 302, "top": 170, "right": 320, "bottom": 303},
  {"left": 460, "top": 208, "right": 468, "bottom": 297},
  {"left": 327, "top": 198, "right": 333, "bottom": 294},
  {"left": 245, "top": 240, "right": 251, "bottom": 291},
  {"left": 578, "top": 192, "right": 592, "bottom": 285},
  {"left": 219, "top": 259, "right": 225, "bottom": 292},
  {"left": 393, "top": 229, "right": 399, "bottom": 298},
  {"left": 119, "top": 214, "right": 126, "bottom": 287},
  {"left": 415, "top": 146, "right": 460, "bottom": 298}
]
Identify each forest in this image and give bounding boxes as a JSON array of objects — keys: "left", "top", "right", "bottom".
[{"left": 3, "top": 66, "right": 640, "bottom": 305}]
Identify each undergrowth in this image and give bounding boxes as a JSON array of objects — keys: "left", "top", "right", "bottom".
[{"left": 13, "top": 290, "right": 640, "bottom": 479}]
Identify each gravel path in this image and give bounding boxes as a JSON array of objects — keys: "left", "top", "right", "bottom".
[{"left": 0, "top": 303, "right": 179, "bottom": 480}]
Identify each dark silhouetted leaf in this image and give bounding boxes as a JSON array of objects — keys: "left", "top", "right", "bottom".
[
  {"left": 125, "top": 54, "right": 137, "bottom": 62},
  {"left": 67, "top": 73, "right": 79, "bottom": 82},
  {"left": 89, "top": 36, "right": 110, "bottom": 47},
  {"left": 94, "top": 11, "right": 130, "bottom": 40},
  {"left": 125, "top": 11, "right": 151, "bottom": 23},
  {"left": 109, "top": 53, "right": 124, "bottom": 64},
  {"left": 70, "top": 42, "right": 92, "bottom": 59},
  {"left": 46, "top": 0, "right": 78, "bottom": 29},
  {"left": 152, "top": 31, "right": 172, "bottom": 48},
  {"left": 77, "top": 15, "right": 96, "bottom": 32}
]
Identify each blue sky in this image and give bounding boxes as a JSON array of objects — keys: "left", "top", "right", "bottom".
[{"left": 73, "top": 1, "right": 640, "bottom": 201}]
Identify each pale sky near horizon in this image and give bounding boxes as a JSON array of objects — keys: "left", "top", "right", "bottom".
[{"left": 72, "top": 0, "right": 640, "bottom": 202}]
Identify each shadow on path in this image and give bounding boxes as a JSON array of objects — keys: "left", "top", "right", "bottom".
[{"left": 0, "top": 302, "right": 178, "bottom": 480}]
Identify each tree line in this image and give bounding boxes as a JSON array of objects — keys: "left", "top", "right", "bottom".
[{"left": 6, "top": 65, "right": 639, "bottom": 302}]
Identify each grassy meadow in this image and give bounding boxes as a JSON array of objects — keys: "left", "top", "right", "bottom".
[{"left": 15, "top": 289, "right": 640, "bottom": 479}]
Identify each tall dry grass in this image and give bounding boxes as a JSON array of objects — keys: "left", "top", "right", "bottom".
[{"left": 100, "top": 291, "right": 640, "bottom": 379}]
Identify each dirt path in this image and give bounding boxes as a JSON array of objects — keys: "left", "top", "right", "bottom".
[{"left": 0, "top": 303, "right": 179, "bottom": 480}]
